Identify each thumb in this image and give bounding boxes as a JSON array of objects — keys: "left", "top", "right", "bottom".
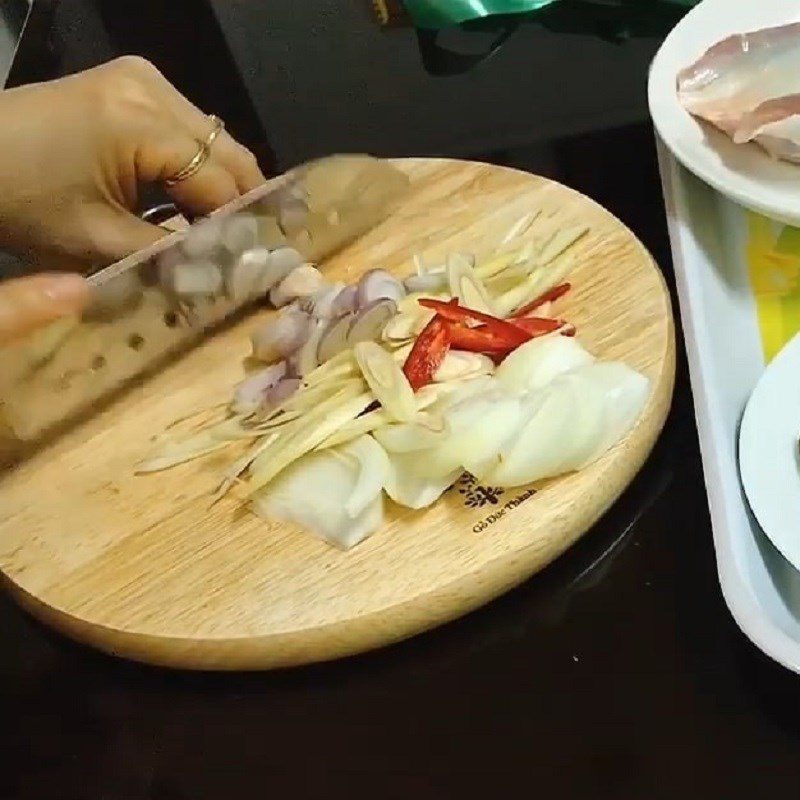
[{"left": 0, "top": 273, "right": 89, "bottom": 344}]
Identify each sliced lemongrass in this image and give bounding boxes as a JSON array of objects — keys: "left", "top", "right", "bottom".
[
  {"left": 354, "top": 341, "right": 416, "bottom": 422},
  {"left": 302, "top": 349, "right": 356, "bottom": 386},
  {"left": 213, "top": 431, "right": 280, "bottom": 500},
  {"left": 315, "top": 407, "right": 390, "bottom": 450},
  {"left": 135, "top": 431, "right": 233, "bottom": 474},
  {"left": 447, "top": 253, "right": 496, "bottom": 315},
  {"left": 475, "top": 250, "right": 520, "bottom": 281},
  {"left": 499, "top": 211, "right": 539, "bottom": 248},
  {"left": 537, "top": 225, "right": 588, "bottom": 266},
  {"left": 494, "top": 252, "right": 577, "bottom": 317},
  {"left": 246, "top": 390, "right": 374, "bottom": 493}
]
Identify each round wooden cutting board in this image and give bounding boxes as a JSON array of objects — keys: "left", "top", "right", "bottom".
[{"left": 0, "top": 159, "right": 675, "bottom": 670}]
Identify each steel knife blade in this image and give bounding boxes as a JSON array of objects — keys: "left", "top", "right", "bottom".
[{"left": 0, "top": 154, "right": 410, "bottom": 442}]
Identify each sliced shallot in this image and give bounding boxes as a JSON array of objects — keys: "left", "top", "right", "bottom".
[{"left": 250, "top": 305, "right": 310, "bottom": 363}]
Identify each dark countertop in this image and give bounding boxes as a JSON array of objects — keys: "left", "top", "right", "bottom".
[{"left": 3, "top": 7, "right": 800, "bottom": 799}]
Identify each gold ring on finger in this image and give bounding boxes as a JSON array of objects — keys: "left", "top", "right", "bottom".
[{"left": 164, "top": 114, "right": 225, "bottom": 188}]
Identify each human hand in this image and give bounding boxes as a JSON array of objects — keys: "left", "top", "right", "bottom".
[
  {"left": 0, "top": 273, "right": 88, "bottom": 344},
  {"left": 0, "top": 56, "right": 266, "bottom": 272}
]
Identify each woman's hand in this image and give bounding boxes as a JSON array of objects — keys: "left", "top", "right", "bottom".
[
  {"left": 0, "top": 56, "right": 266, "bottom": 271},
  {"left": 0, "top": 273, "right": 88, "bottom": 344}
]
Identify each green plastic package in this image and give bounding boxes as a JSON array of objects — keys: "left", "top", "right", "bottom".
[{"left": 402, "top": 0, "right": 700, "bottom": 74}]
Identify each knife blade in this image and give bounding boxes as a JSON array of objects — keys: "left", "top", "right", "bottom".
[{"left": 0, "top": 155, "right": 410, "bottom": 443}]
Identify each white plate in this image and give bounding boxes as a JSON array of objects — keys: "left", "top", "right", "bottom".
[
  {"left": 740, "top": 333, "right": 800, "bottom": 576},
  {"left": 649, "top": 0, "right": 800, "bottom": 226}
]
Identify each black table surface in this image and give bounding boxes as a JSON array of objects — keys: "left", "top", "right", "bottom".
[{"left": 4, "top": 35, "right": 800, "bottom": 800}]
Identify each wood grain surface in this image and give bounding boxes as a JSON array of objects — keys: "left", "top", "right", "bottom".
[{"left": 0, "top": 159, "right": 675, "bottom": 670}]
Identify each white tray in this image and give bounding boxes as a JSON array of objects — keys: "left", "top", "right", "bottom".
[{"left": 658, "top": 140, "right": 800, "bottom": 673}]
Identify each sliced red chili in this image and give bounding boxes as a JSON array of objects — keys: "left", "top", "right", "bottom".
[
  {"left": 448, "top": 324, "right": 521, "bottom": 354},
  {"left": 512, "top": 282, "right": 571, "bottom": 318},
  {"left": 509, "top": 316, "right": 564, "bottom": 336},
  {"left": 402, "top": 316, "right": 451, "bottom": 391},
  {"left": 418, "top": 298, "right": 530, "bottom": 347}
]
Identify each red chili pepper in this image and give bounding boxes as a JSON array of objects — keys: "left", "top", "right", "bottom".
[
  {"left": 447, "top": 324, "right": 522, "bottom": 354},
  {"left": 509, "top": 316, "right": 565, "bottom": 336},
  {"left": 418, "top": 298, "right": 531, "bottom": 347},
  {"left": 512, "top": 282, "right": 571, "bottom": 318},
  {"left": 402, "top": 316, "right": 451, "bottom": 391}
]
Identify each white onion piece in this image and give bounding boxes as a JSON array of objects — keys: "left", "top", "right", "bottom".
[
  {"left": 347, "top": 299, "right": 397, "bottom": 347},
  {"left": 270, "top": 264, "right": 327, "bottom": 307},
  {"left": 373, "top": 414, "right": 448, "bottom": 453},
  {"left": 250, "top": 306, "right": 310, "bottom": 363},
  {"left": 495, "top": 335, "right": 594, "bottom": 395},
  {"left": 416, "top": 388, "right": 522, "bottom": 479},
  {"left": 172, "top": 261, "right": 223, "bottom": 297},
  {"left": 317, "top": 312, "right": 355, "bottom": 364},
  {"left": 484, "top": 382, "right": 575, "bottom": 487},
  {"left": 341, "top": 435, "right": 390, "bottom": 518},
  {"left": 330, "top": 285, "right": 358, "bottom": 318},
  {"left": 356, "top": 269, "right": 405, "bottom": 306},
  {"left": 221, "top": 213, "right": 259, "bottom": 255},
  {"left": 251, "top": 448, "right": 383, "bottom": 550},
  {"left": 403, "top": 272, "right": 448, "bottom": 294},
  {"left": 383, "top": 451, "right": 460, "bottom": 510},
  {"left": 570, "top": 362, "right": 649, "bottom": 465},
  {"left": 231, "top": 362, "right": 287, "bottom": 414},
  {"left": 254, "top": 247, "right": 305, "bottom": 296},
  {"left": 182, "top": 217, "right": 224, "bottom": 259}
]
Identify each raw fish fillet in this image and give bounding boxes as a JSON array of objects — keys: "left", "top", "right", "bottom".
[{"left": 677, "top": 22, "right": 800, "bottom": 163}]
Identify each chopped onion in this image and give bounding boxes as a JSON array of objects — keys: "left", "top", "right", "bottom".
[
  {"left": 383, "top": 451, "right": 461, "bottom": 510},
  {"left": 231, "top": 362, "right": 287, "bottom": 414},
  {"left": 347, "top": 299, "right": 397, "bottom": 347},
  {"left": 356, "top": 269, "right": 405, "bottom": 306},
  {"left": 250, "top": 306, "right": 310, "bottom": 363},
  {"left": 353, "top": 341, "right": 417, "bottom": 422},
  {"left": 373, "top": 413, "right": 447, "bottom": 452},
  {"left": 495, "top": 335, "right": 594, "bottom": 394},
  {"left": 416, "top": 388, "right": 522, "bottom": 479},
  {"left": 342, "top": 435, "right": 390, "bottom": 517},
  {"left": 270, "top": 264, "right": 327, "bottom": 307},
  {"left": 251, "top": 446, "right": 383, "bottom": 550}
]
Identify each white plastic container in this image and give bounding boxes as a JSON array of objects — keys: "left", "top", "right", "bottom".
[{"left": 657, "top": 140, "right": 800, "bottom": 674}]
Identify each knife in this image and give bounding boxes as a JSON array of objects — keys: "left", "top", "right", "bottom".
[{"left": 0, "top": 155, "right": 410, "bottom": 443}]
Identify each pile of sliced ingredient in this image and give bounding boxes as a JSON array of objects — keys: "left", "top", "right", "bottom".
[{"left": 138, "top": 215, "right": 649, "bottom": 550}]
